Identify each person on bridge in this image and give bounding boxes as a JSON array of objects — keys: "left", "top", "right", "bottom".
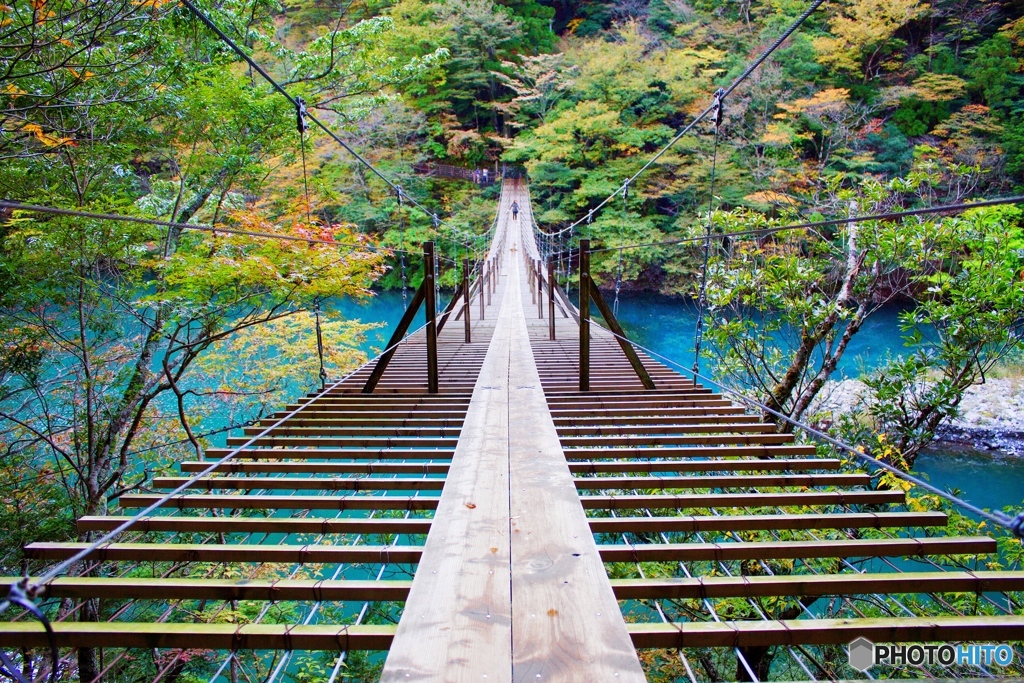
[
  {"left": 482, "top": 168, "right": 489, "bottom": 184},
  {"left": 511, "top": 200, "right": 519, "bottom": 220}
]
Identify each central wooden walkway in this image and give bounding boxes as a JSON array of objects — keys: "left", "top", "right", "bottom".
[{"left": 2, "top": 179, "right": 1022, "bottom": 682}]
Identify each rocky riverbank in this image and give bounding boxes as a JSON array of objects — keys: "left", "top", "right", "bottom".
[{"left": 811, "top": 377, "right": 1024, "bottom": 455}]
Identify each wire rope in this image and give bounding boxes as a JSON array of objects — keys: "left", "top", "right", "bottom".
[{"left": 588, "top": 320, "right": 1024, "bottom": 539}]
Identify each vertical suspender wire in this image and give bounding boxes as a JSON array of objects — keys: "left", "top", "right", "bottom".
[
  {"left": 296, "top": 96, "right": 312, "bottom": 225},
  {"left": 614, "top": 182, "right": 627, "bottom": 317},
  {"left": 692, "top": 88, "right": 725, "bottom": 379},
  {"left": 613, "top": 247, "right": 623, "bottom": 318},
  {"left": 397, "top": 188, "right": 408, "bottom": 307},
  {"left": 432, "top": 214, "right": 441, "bottom": 315},
  {"left": 561, "top": 228, "right": 567, "bottom": 290},
  {"left": 314, "top": 297, "right": 327, "bottom": 391},
  {"left": 567, "top": 226, "right": 575, "bottom": 299}
]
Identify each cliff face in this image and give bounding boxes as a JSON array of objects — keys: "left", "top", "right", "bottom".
[{"left": 811, "top": 377, "right": 1024, "bottom": 455}]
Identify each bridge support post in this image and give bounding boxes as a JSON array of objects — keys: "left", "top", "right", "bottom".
[
  {"left": 579, "top": 239, "right": 590, "bottom": 392},
  {"left": 463, "top": 258, "right": 471, "bottom": 343},
  {"left": 487, "top": 261, "right": 493, "bottom": 306},
  {"left": 479, "top": 262, "right": 485, "bottom": 320},
  {"left": 424, "top": 241, "right": 439, "bottom": 394},
  {"left": 530, "top": 260, "right": 536, "bottom": 305},
  {"left": 537, "top": 263, "right": 543, "bottom": 319},
  {"left": 548, "top": 260, "right": 556, "bottom": 340}
]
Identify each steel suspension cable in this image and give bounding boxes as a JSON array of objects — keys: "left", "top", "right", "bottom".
[
  {"left": 178, "top": 0, "right": 466, "bottom": 241},
  {"left": 296, "top": 96, "right": 312, "bottom": 224},
  {"left": 584, "top": 194, "right": 1024, "bottom": 255},
  {"left": 0, "top": 200, "right": 418, "bottom": 253},
  {"left": 557, "top": 0, "right": 828, "bottom": 234},
  {"left": 692, "top": 90, "right": 724, "bottom": 377}
]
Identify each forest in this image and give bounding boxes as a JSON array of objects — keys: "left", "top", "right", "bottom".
[{"left": 2, "top": 0, "right": 1024, "bottom": 679}]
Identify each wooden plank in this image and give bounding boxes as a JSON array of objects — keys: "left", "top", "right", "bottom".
[
  {"left": 554, "top": 412, "right": 748, "bottom": 425},
  {"left": 24, "top": 542, "right": 424, "bottom": 564},
  {"left": 178, "top": 462, "right": 450, "bottom": 475},
  {"left": 224, "top": 436, "right": 458, "bottom": 447},
  {"left": 559, "top": 434, "right": 796, "bottom": 447},
  {"left": 506, "top": 237, "right": 646, "bottom": 681},
  {"left": 547, "top": 390, "right": 713, "bottom": 400},
  {"left": 205, "top": 448, "right": 455, "bottom": 461},
  {"left": 381, "top": 205, "right": 514, "bottom": 682},
  {"left": 626, "top": 616, "right": 1024, "bottom": 648},
  {"left": 562, "top": 445, "right": 817, "bottom": 459},
  {"left": 242, "top": 426, "right": 463, "bottom": 436},
  {"left": 117, "top": 494, "right": 439, "bottom": 511},
  {"left": 152, "top": 476, "right": 446, "bottom": 491},
  {"left": 588, "top": 512, "right": 948, "bottom": 534},
  {"left": 558, "top": 423, "right": 776, "bottom": 437},
  {"left": 596, "top": 536, "right": 996, "bottom": 562},
  {"left": 0, "top": 577, "right": 413, "bottom": 601},
  {"left": 269, "top": 410, "right": 468, "bottom": 419},
  {"left": 268, "top": 412, "right": 467, "bottom": 421},
  {"left": 77, "top": 516, "right": 431, "bottom": 535},
  {"left": 567, "top": 459, "right": 841, "bottom": 474},
  {"left": 0, "top": 622, "right": 395, "bottom": 650},
  {"left": 551, "top": 404, "right": 737, "bottom": 416},
  {"left": 572, "top": 473, "right": 870, "bottom": 489},
  {"left": 579, "top": 490, "right": 905, "bottom": 509},
  {"left": 609, "top": 571, "right": 1024, "bottom": 599}
]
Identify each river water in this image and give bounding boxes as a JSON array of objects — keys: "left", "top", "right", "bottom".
[{"left": 333, "top": 289, "right": 1024, "bottom": 517}]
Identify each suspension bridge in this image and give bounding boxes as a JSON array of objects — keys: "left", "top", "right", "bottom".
[
  {"left": 1, "top": 178, "right": 1023, "bottom": 682},
  {"left": 3, "top": 0, "right": 1024, "bottom": 678}
]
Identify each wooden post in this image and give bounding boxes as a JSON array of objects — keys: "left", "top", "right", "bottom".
[
  {"left": 487, "top": 260, "right": 493, "bottom": 306},
  {"left": 548, "top": 261, "right": 556, "bottom": 341},
  {"left": 537, "top": 265, "right": 543, "bottom": 319},
  {"left": 463, "top": 258, "right": 471, "bottom": 343},
  {"left": 424, "top": 241, "right": 439, "bottom": 394},
  {"left": 479, "top": 262, "right": 485, "bottom": 320},
  {"left": 477, "top": 262, "right": 485, "bottom": 321},
  {"left": 530, "top": 259, "right": 536, "bottom": 305},
  {"left": 579, "top": 239, "right": 590, "bottom": 392},
  {"left": 588, "top": 278, "right": 656, "bottom": 390},
  {"left": 361, "top": 281, "right": 426, "bottom": 393}
]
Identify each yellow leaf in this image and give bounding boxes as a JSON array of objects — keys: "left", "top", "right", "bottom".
[{"left": 744, "top": 190, "right": 799, "bottom": 206}]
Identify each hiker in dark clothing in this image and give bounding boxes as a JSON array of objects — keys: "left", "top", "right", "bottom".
[{"left": 511, "top": 201, "right": 519, "bottom": 220}]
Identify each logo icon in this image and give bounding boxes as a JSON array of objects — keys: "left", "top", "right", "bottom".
[{"left": 848, "top": 637, "right": 875, "bottom": 672}]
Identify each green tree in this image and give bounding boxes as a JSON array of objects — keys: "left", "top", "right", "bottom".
[{"left": 842, "top": 204, "right": 1024, "bottom": 465}]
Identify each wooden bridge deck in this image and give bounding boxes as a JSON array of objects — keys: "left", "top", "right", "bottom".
[{"left": 1, "top": 179, "right": 1022, "bottom": 682}]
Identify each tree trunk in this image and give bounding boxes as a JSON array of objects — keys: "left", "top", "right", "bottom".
[{"left": 77, "top": 600, "right": 100, "bottom": 683}]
